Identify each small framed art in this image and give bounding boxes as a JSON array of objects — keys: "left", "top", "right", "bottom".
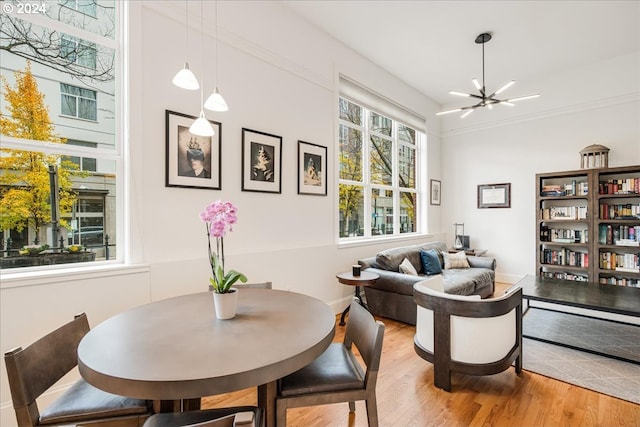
[
  {"left": 430, "top": 179, "right": 441, "bottom": 205},
  {"left": 478, "top": 183, "right": 511, "bottom": 208},
  {"left": 241, "top": 128, "right": 282, "bottom": 194},
  {"left": 298, "top": 140, "right": 327, "bottom": 196},
  {"left": 165, "top": 110, "right": 221, "bottom": 190}
]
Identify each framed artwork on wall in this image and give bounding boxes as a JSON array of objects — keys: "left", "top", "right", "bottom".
[
  {"left": 241, "top": 128, "right": 282, "bottom": 193},
  {"left": 430, "top": 179, "right": 441, "bottom": 205},
  {"left": 297, "top": 140, "right": 327, "bottom": 196},
  {"left": 165, "top": 110, "right": 221, "bottom": 190},
  {"left": 478, "top": 183, "right": 511, "bottom": 208}
]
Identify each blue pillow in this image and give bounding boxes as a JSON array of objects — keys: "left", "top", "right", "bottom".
[{"left": 420, "top": 249, "right": 442, "bottom": 275}]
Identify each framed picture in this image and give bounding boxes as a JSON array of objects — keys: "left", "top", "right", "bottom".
[
  {"left": 478, "top": 183, "right": 511, "bottom": 208},
  {"left": 430, "top": 179, "right": 441, "bottom": 205},
  {"left": 241, "top": 128, "right": 282, "bottom": 193},
  {"left": 297, "top": 140, "right": 327, "bottom": 196},
  {"left": 165, "top": 110, "right": 221, "bottom": 190}
]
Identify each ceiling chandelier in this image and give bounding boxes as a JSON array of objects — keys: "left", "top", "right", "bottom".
[{"left": 437, "top": 32, "right": 540, "bottom": 118}]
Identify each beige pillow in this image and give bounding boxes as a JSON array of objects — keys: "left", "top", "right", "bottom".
[
  {"left": 442, "top": 251, "right": 470, "bottom": 269},
  {"left": 399, "top": 257, "right": 418, "bottom": 275}
]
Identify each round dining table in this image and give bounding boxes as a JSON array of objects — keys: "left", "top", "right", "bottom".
[{"left": 77, "top": 289, "right": 336, "bottom": 427}]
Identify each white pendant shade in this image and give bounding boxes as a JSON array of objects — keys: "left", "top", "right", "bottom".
[
  {"left": 172, "top": 62, "right": 199, "bottom": 90},
  {"left": 204, "top": 87, "right": 229, "bottom": 112},
  {"left": 189, "top": 111, "right": 214, "bottom": 136}
]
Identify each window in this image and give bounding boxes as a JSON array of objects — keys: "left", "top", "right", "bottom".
[
  {"left": 59, "top": 0, "right": 97, "bottom": 18},
  {"left": 0, "top": 1, "right": 121, "bottom": 271},
  {"left": 61, "top": 83, "right": 97, "bottom": 120},
  {"left": 61, "top": 35, "right": 97, "bottom": 69},
  {"left": 338, "top": 92, "right": 423, "bottom": 241}
]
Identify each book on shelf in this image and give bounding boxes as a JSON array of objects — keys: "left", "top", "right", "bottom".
[
  {"left": 599, "top": 177, "right": 640, "bottom": 195},
  {"left": 615, "top": 239, "right": 639, "bottom": 247}
]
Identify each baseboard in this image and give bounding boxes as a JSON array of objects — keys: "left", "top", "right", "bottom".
[{"left": 496, "top": 272, "right": 525, "bottom": 285}]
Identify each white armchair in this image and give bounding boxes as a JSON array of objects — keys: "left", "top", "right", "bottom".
[{"left": 413, "top": 276, "right": 523, "bottom": 391}]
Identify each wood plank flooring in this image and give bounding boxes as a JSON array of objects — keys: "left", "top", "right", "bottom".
[{"left": 202, "top": 286, "right": 640, "bottom": 427}]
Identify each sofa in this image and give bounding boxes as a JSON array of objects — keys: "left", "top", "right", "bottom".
[{"left": 358, "top": 241, "right": 496, "bottom": 325}]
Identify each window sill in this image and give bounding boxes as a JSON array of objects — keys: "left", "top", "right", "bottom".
[
  {"left": 338, "top": 233, "right": 433, "bottom": 249},
  {"left": 0, "top": 262, "right": 150, "bottom": 289}
]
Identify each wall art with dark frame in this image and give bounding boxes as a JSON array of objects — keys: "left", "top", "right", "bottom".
[
  {"left": 430, "top": 179, "right": 441, "bottom": 205},
  {"left": 478, "top": 183, "right": 511, "bottom": 208},
  {"left": 241, "top": 128, "right": 282, "bottom": 194},
  {"left": 297, "top": 140, "right": 327, "bottom": 196},
  {"left": 165, "top": 110, "right": 221, "bottom": 190}
]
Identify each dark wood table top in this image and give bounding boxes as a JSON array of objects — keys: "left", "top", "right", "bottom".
[
  {"left": 517, "top": 275, "right": 640, "bottom": 317},
  {"left": 78, "top": 289, "right": 336, "bottom": 400},
  {"left": 336, "top": 271, "right": 379, "bottom": 286}
]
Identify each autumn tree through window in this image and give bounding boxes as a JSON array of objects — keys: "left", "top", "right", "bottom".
[{"left": 338, "top": 94, "right": 423, "bottom": 241}]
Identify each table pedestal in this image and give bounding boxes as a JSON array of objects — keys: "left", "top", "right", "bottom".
[{"left": 336, "top": 271, "right": 379, "bottom": 326}]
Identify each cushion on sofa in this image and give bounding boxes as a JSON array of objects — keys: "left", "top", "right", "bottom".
[
  {"left": 375, "top": 245, "right": 421, "bottom": 272},
  {"left": 419, "top": 249, "right": 442, "bottom": 275},
  {"left": 442, "top": 251, "right": 470, "bottom": 269},
  {"left": 399, "top": 258, "right": 418, "bottom": 275}
]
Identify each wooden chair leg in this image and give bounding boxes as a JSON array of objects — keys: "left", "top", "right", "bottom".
[
  {"left": 276, "top": 400, "right": 286, "bottom": 427},
  {"left": 365, "top": 396, "right": 379, "bottom": 427},
  {"left": 348, "top": 401, "right": 355, "bottom": 412}
]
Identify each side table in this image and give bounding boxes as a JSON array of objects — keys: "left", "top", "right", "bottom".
[
  {"left": 448, "top": 248, "right": 487, "bottom": 257},
  {"left": 336, "top": 270, "right": 379, "bottom": 326}
]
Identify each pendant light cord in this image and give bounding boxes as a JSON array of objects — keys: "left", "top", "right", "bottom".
[
  {"left": 215, "top": 0, "right": 218, "bottom": 87},
  {"left": 200, "top": 0, "right": 204, "bottom": 106}
]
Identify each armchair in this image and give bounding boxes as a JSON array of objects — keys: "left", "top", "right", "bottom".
[{"left": 413, "top": 276, "right": 523, "bottom": 391}]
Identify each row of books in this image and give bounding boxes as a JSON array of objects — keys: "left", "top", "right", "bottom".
[
  {"left": 599, "top": 203, "right": 640, "bottom": 219},
  {"left": 598, "top": 224, "right": 639, "bottom": 245},
  {"left": 541, "top": 248, "right": 589, "bottom": 267},
  {"left": 540, "top": 226, "right": 588, "bottom": 243},
  {"left": 541, "top": 181, "right": 588, "bottom": 197},
  {"left": 599, "top": 252, "right": 640, "bottom": 272},
  {"left": 598, "top": 277, "right": 640, "bottom": 287},
  {"left": 540, "top": 271, "right": 588, "bottom": 281},
  {"left": 541, "top": 206, "right": 588, "bottom": 220},
  {"left": 598, "top": 178, "right": 640, "bottom": 195}
]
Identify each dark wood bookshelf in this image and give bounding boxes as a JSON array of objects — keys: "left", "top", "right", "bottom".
[{"left": 536, "top": 165, "right": 640, "bottom": 287}]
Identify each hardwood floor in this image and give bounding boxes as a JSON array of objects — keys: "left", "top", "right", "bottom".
[{"left": 203, "top": 287, "right": 640, "bottom": 426}]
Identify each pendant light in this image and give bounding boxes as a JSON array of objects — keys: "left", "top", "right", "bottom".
[
  {"left": 204, "top": 0, "right": 228, "bottom": 112},
  {"left": 172, "top": 0, "right": 199, "bottom": 91},
  {"left": 437, "top": 32, "right": 539, "bottom": 118},
  {"left": 189, "top": 1, "right": 214, "bottom": 137}
]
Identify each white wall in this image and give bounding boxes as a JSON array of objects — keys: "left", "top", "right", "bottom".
[
  {"left": 0, "top": 2, "right": 441, "bottom": 424},
  {"left": 440, "top": 52, "right": 640, "bottom": 284}
]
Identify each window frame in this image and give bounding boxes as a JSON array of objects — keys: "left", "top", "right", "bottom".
[
  {"left": 0, "top": 1, "right": 126, "bottom": 277},
  {"left": 338, "top": 95, "right": 423, "bottom": 243}
]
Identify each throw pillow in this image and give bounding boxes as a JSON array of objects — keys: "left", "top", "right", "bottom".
[
  {"left": 399, "top": 257, "right": 418, "bottom": 275},
  {"left": 443, "top": 251, "right": 470, "bottom": 269},
  {"left": 419, "top": 249, "right": 442, "bottom": 275}
]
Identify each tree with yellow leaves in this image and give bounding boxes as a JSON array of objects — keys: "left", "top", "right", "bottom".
[{"left": 0, "top": 62, "right": 80, "bottom": 244}]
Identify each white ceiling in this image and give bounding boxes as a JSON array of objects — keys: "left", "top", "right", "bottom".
[{"left": 282, "top": 1, "right": 640, "bottom": 107}]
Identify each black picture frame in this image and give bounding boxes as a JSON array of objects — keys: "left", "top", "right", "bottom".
[
  {"left": 297, "top": 140, "right": 327, "bottom": 196},
  {"left": 165, "top": 110, "right": 221, "bottom": 190},
  {"left": 241, "top": 128, "right": 282, "bottom": 194},
  {"left": 430, "top": 179, "right": 441, "bottom": 205},
  {"left": 478, "top": 183, "right": 511, "bottom": 208}
]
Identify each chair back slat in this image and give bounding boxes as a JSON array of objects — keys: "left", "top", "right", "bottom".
[
  {"left": 345, "top": 300, "right": 385, "bottom": 372},
  {"left": 4, "top": 313, "right": 90, "bottom": 409}
]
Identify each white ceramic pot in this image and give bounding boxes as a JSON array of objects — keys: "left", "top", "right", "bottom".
[{"left": 212, "top": 289, "right": 238, "bottom": 320}]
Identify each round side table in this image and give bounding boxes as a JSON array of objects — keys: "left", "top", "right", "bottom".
[{"left": 336, "top": 270, "right": 379, "bottom": 326}]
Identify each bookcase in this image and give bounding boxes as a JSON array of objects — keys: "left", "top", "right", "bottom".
[{"left": 536, "top": 165, "right": 640, "bottom": 287}]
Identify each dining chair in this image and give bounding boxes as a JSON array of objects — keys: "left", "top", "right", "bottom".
[
  {"left": 4, "top": 313, "right": 152, "bottom": 427},
  {"left": 209, "top": 282, "right": 272, "bottom": 292},
  {"left": 143, "top": 406, "right": 263, "bottom": 427},
  {"left": 276, "top": 298, "right": 385, "bottom": 427}
]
